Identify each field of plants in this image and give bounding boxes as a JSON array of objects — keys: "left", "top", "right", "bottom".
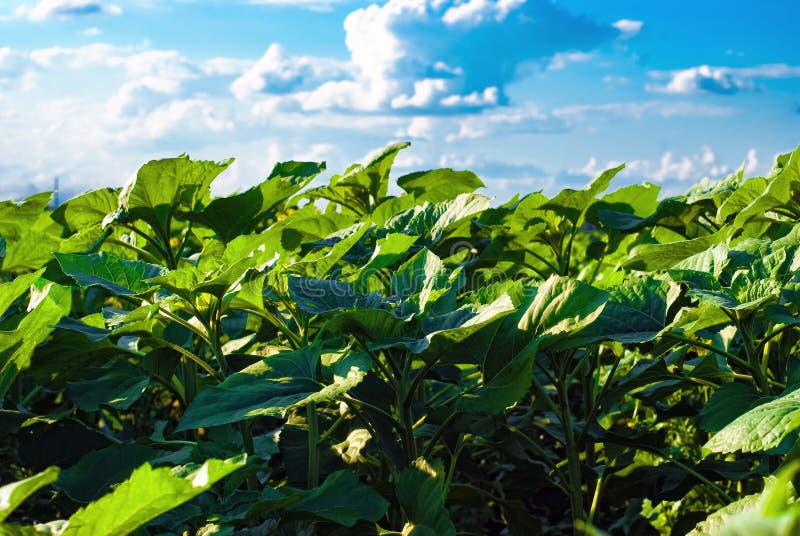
[{"left": 1, "top": 142, "right": 800, "bottom": 535}]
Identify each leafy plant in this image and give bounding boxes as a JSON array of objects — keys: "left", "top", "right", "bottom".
[{"left": 2, "top": 142, "right": 800, "bottom": 535}]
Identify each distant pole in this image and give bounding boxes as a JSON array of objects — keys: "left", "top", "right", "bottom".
[{"left": 53, "top": 176, "right": 59, "bottom": 207}]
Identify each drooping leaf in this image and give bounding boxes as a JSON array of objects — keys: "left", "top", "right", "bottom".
[
  {"left": 108, "top": 155, "right": 233, "bottom": 231},
  {"left": 704, "top": 389, "right": 800, "bottom": 454},
  {"left": 62, "top": 457, "right": 245, "bottom": 536},
  {"left": 55, "top": 252, "right": 167, "bottom": 296},
  {"left": 395, "top": 458, "right": 455, "bottom": 536},
  {"left": 289, "top": 470, "right": 389, "bottom": 526},
  {"left": 0, "top": 466, "right": 59, "bottom": 523},
  {"left": 66, "top": 360, "right": 150, "bottom": 412},
  {"left": 397, "top": 168, "right": 484, "bottom": 203},
  {"left": 194, "top": 161, "right": 324, "bottom": 242},
  {"left": 177, "top": 346, "right": 364, "bottom": 431}
]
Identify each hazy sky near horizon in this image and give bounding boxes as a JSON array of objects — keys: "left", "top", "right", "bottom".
[{"left": 0, "top": 0, "right": 798, "bottom": 202}]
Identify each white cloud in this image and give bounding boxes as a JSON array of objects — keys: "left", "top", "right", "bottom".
[
  {"left": 548, "top": 51, "right": 594, "bottom": 71},
  {"left": 16, "top": 0, "right": 122, "bottom": 21},
  {"left": 440, "top": 86, "right": 499, "bottom": 107},
  {"left": 83, "top": 26, "right": 102, "bottom": 36},
  {"left": 391, "top": 79, "right": 447, "bottom": 108},
  {"left": 230, "top": 44, "right": 350, "bottom": 100},
  {"left": 574, "top": 146, "right": 763, "bottom": 190},
  {"left": 441, "top": 0, "right": 525, "bottom": 26},
  {"left": 397, "top": 116, "right": 435, "bottom": 139},
  {"left": 744, "top": 148, "right": 758, "bottom": 175},
  {"left": 648, "top": 64, "right": 800, "bottom": 95},
  {"left": 553, "top": 100, "right": 734, "bottom": 121},
  {"left": 612, "top": 19, "right": 643, "bottom": 39},
  {"left": 247, "top": 0, "right": 345, "bottom": 11}
]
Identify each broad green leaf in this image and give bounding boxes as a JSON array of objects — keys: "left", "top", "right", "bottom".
[
  {"left": 55, "top": 444, "right": 171, "bottom": 503},
  {"left": 704, "top": 389, "right": 800, "bottom": 454},
  {"left": 0, "top": 270, "right": 44, "bottom": 317},
  {"left": 290, "top": 222, "right": 371, "bottom": 279},
  {"left": 0, "top": 466, "right": 59, "bottom": 523},
  {"left": 460, "top": 338, "right": 540, "bottom": 414},
  {"left": 733, "top": 145, "right": 800, "bottom": 229},
  {"left": 55, "top": 252, "right": 167, "bottom": 296},
  {"left": 288, "top": 277, "right": 384, "bottom": 315},
  {"left": 698, "top": 382, "right": 764, "bottom": 433},
  {"left": 350, "top": 232, "right": 419, "bottom": 287},
  {"left": 195, "top": 161, "right": 323, "bottom": 242},
  {"left": 716, "top": 177, "right": 767, "bottom": 224},
  {"left": 109, "top": 155, "right": 233, "bottom": 231},
  {"left": 540, "top": 164, "right": 624, "bottom": 225},
  {"left": 391, "top": 248, "right": 461, "bottom": 316},
  {"left": 0, "top": 288, "right": 65, "bottom": 400},
  {"left": 63, "top": 457, "right": 244, "bottom": 536},
  {"left": 626, "top": 229, "right": 730, "bottom": 271},
  {"left": 517, "top": 275, "right": 608, "bottom": 350},
  {"left": 289, "top": 470, "right": 389, "bottom": 526},
  {"left": 397, "top": 168, "right": 484, "bottom": 203},
  {"left": 385, "top": 194, "right": 490, "bottom": 243},
  {"left": 51, "top": 188, "right": 120, "bottom": 233},
  {"left": 396, "top": 458, "right": 455, "bottom": 536},
  {"left": 568, "top": 276, "right": 669, "bottom": 345},
  {"left": 177, "top": 346, "right": 364, "bottom": 430},
  {"left": 66, "top": 360, "right": 150, "bottom": 411}
]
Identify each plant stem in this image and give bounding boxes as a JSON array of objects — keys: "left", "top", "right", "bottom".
[
  {"left": 557, "top": 377, "right": 586, "bottom": 529},
  {"left": 307, "top": 402, "right": 320, "bottom": 488}
]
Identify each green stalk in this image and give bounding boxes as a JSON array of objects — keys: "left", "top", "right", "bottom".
[
  {"left": 557, "top": 378, "right": 586, "bottom": 529},
  {"left": 307, "top": 402, "right": 320, "bottom": 488},
  {"left": 182, "top": 359, "right": 197, "bottom": 406}
]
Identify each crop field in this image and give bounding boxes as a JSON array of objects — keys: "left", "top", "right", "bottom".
[{"left": 2, "top": 142, "right": 800, "bottom": 535}]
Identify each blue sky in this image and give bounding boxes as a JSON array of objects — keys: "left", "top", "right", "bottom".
[{"left": 0, "top": 0, "right": 798, "bottom": 202}]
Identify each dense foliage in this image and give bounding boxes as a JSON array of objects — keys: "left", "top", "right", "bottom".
[{"left": 2, "top": 142, "right": 800, "bottom": 535}]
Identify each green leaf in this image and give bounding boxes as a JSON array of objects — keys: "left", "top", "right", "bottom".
[
  {"left": 540, "top": 164, "right": 624, "bottom": 225},
  {"left": 0, "top": 270, "right": 44, "bottom": 317},
  {"left": 0, "top": 466, "right": 59, "bottom": 523},
  {"left": 0, "top": 286, "right": 66, "bottom": 400},
  {"left": 396, "top": 458, "right": 455, "bottom": 536},
  {"left": 517, "top": 275, "right": 608, "bottom": 350},
  {"left": 569, "top": 276, "right": 669, "bottom": 344},
  {"left": 391, "top": 248, "right": 461, "bottom": 316},
  {"left": 289, "top": 470, "right": 389, "bottom": 526},
  {"left": 55, "top": 444, "right": 168, "bottom": 503},
  {"left": 716, "top": 177, "right": 767, "bottom": 224},
  {"left": 51, "top": 188, "right": 120, "bottom": 233},
  {"left": 385, "top": 194, "right": 490, "bottom": 243},
  {"left": 177, "top": 346, "right": 364, "bottom": 430},
  {"left": 397, "top": 168, "right": 484, "bottom": 203},
  {"left": 62, "top": 457, "right": 244, "bottom": 536},
  {"left": 109, "top": 155, "right": 233, "bottom": 231},
  {"left": 626, "top": 229, "right": 730, "bottom": 271},
  {"left": 195, "top": 161, "right": 323, "bottom": 242},
  {"left": 66, "top": 360, "right": 150, "bottom": 411},
  {"left": 55, "top": 252, "right": 167, "bottom": 296},
  {"left": 704, "top": 389, "right": 800, "bottom": 454},
  {"left": 698, "top": 382, "right": 764, "bottom": 433},
  {"left": 288, "top": 277, "right": 384, "bottom": 315}
]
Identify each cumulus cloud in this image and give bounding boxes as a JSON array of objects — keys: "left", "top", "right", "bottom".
[
  {"left": 230, "top": 44, "right": 351, "bottom": 100},
  {"left": 572, "top": 146, "right": 764, "bottom": 192},
  {"left": 547, "top": 51, "right": 594, "bottom": 71},
  {"left": 16, "top": 0, "right": 121, "bottom": 21},
  {"left": 612, "top": 19, "right": 643, "bottom": 39},
  {"left": 396, "top": 116, "right": 435, "bottom": 139},
  {"left": 441, "top": 0, "right": 526, "bottom": 26},
  {"left": 286, "top": 0, "right": 617, "bottom": 112},
  {"left": 648, "top": 64, "right": 800, "bottom": 95}
]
